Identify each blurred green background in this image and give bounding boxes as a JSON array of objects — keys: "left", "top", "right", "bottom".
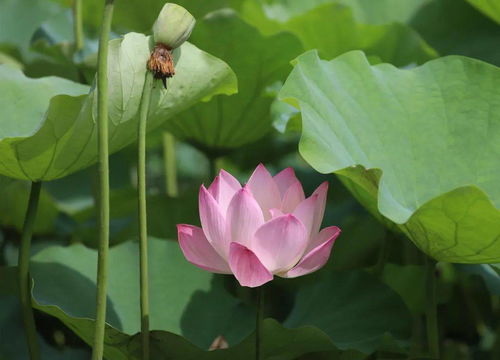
[{"left": 1, "top": 0, "right": 500, "bottom": 359}]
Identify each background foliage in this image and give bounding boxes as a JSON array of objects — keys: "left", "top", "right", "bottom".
[{"left": 1, "top": 0, "right": 499, "bottom": 359}]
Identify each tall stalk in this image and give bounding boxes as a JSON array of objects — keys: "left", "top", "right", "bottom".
[
  {"left": 72, "top": 0, "right": 84, "bottom": 52},
  {"left": 91, "top": 1, "right": 114, "bottom": 359},
  {"left": 256, "top": 286, "right": 264, "bottom": 360},
  {"left": 373, "top": 233, "right": 389, "bottom": 278},
  {"left": 425, "top": 257, "right": 439, "bottom": 359},
  {"left": 162, "top": 132, "right": 178, "bottom": 197},
  {"left": 137, "top": 71, "right": 154, "bottom": 360},
  {"left": 18, "top": 181, "right": 42, "bottom": 360},
  {"left": 208, "top": 156, "right": 218, "bottom": 180}
]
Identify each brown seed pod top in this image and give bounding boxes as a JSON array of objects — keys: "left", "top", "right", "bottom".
[{"left": 147, "top": 43, "right": 175, "bottom": 89}]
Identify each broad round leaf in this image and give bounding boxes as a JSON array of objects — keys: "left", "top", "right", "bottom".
[
  {"left": 0, "top": 33, "right": 236, "bottom": 181},
  {"left": 280, "top": 50, "right": 500, "bottom": 263},
  {"left": 284, "top": 271, "right": 412, "bottom": 353},
  {"left": 241, "top": 2, "right": 437, "bottom": 66},
  {"left": 164, "top": 10, "right": 303, "bottom": 149},
  {"left": 0, "top": 267, "right": 89, "bottom": 359},
  {"left": 26, "top": 240, "right": 348, "bottom": 359},
  {"left": 30, "top": 238, "right": 253, "bottom": 349}
]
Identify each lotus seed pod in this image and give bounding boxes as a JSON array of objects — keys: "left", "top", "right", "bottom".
[{"left": 152, "top": 3, "right": 195, "bottom": 50}]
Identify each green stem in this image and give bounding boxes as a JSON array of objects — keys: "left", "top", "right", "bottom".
[
  {"left": 208, "top": 156, "right": 218, "bottom": 180},
  {"left": 373, "top": 233, "right": 389, "bottom": 278},
  {"left": 18, "top": 181, "right": 42, "bottom": 360},
  {"left": 91, "top": 1, "right": 114, "bottom": 359},
  {"left": 492, "top": 304, "right": 500, "bottom": 360},
  {"left": 409, "top": 314, "right": 424, "bottom": 359},
  {"left": 425, "top": 257, "right": 439, "bottom": 359},
  {"left": 138, "top": 71, "right": 154, "bottom": 360},
  {"left": 256, "top": 286, "right": 264, "bottom": 360},
  {"left": 162, "top": 132, "right": 178, "bottom": 197},
  {"left": 72, "top": 0, "right": 84, "bottom": 53}
]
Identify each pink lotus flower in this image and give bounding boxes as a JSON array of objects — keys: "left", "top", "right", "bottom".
[{"left": 177, "top": 164, "right": 341, "bottom": 287}]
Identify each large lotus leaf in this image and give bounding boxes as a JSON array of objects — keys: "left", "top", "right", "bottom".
[
  {"left": 134, "top": 321, "right": 339, "bottom": 360},
  {"left": 0, "top": 68, "right": 88, "bottom": 140},
  {"left": 17, "top": 307, "right": 339, "bottom": 360},
  {"left": 0, "top": 272, "right": 88, "bottom": 359},
  {"left": 280, "top": 50, "right": 500, "bottom": 263},
  {"left": 241, "top": 2, "right": 437, "bottom": 67},
  {"left": 25, "top": 239, "right": 346, "bottom": 359},
  {"left": 22, "top": 262, "right": 393, "bottom": 358},
  {"left": 3, "top": 244, "right": 407, "bottom": 357},
  {"left": 284, "top": 271, "right": 412, "bottom": 353},
  {"left": 0, "top": 32, "right": 236, "bottom": 181},
  {"left": 163, "top": 10, "right": 302, "bottom": 150},
  {"left": 29, "top": 238, "right": 254, "bottom": 349},
  {"left": 467, "top": 0, "right": 500, "bottom": 24}
]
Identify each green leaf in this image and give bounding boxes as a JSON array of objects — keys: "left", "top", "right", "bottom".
[
  {"left": 30, "top": 238, "right": 254, "bottom": 349},
  {"left": 284, "top": 271, "right": 412, "bottom": 354},
  {"left": 0, "top": 67, "right": 88, "bottom": 140},
  {"left": 0, "top": 267, "right": 89, "bottom": 359},
  {"left": 0, "top": 33, "right": 236, "bottom": 181},
  {"left": 71, "top": 189, "right": 200, "bottom": 248},
  {"left": 241, "top": 2, "right": 437, "bottom": 66},
  {"left": 467, "top": 0, "right": 500, "bottom": 24},
  {"left": 280, "top": 50, "right": 500, "bottom": 263},
  {"left": 164, "top": 10, "right": 303, "bottom": 150},
  {"left": 0, "top": 51, "right": 24, "bottom": 70},
  {"left": 3, "top": 245, "right": 410, "bottom": 357},
  {"left": 382, "top": 264, "right": 426, "bottom": 314},
  {"left": 22, "top": 239, "right": 350, "bottom": 359},
  {"left": 136, "top": 320, "right": 339, "bottom": 360}
]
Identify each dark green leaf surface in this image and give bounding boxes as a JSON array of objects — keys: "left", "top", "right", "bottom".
[
  {"left": 382, "top": 264, "right": 426, "bottom": 314},
  {"left": 165, "top": 10, "right": 303, "bottom": 149},
  {"left": 0, "top": 267, "right": 89, "bottom": 359},
  {"left": 30, "top": 238, "right": 254, "bottom": 349},
  {"left": 284, "top": 271, "right": 412, "bottom": 353},
  {"left": 280, "top": 50, "right": 500, "bottom": 263},
  {"left": 15, "top": 240, "right": 344, "bottom": 359}
]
